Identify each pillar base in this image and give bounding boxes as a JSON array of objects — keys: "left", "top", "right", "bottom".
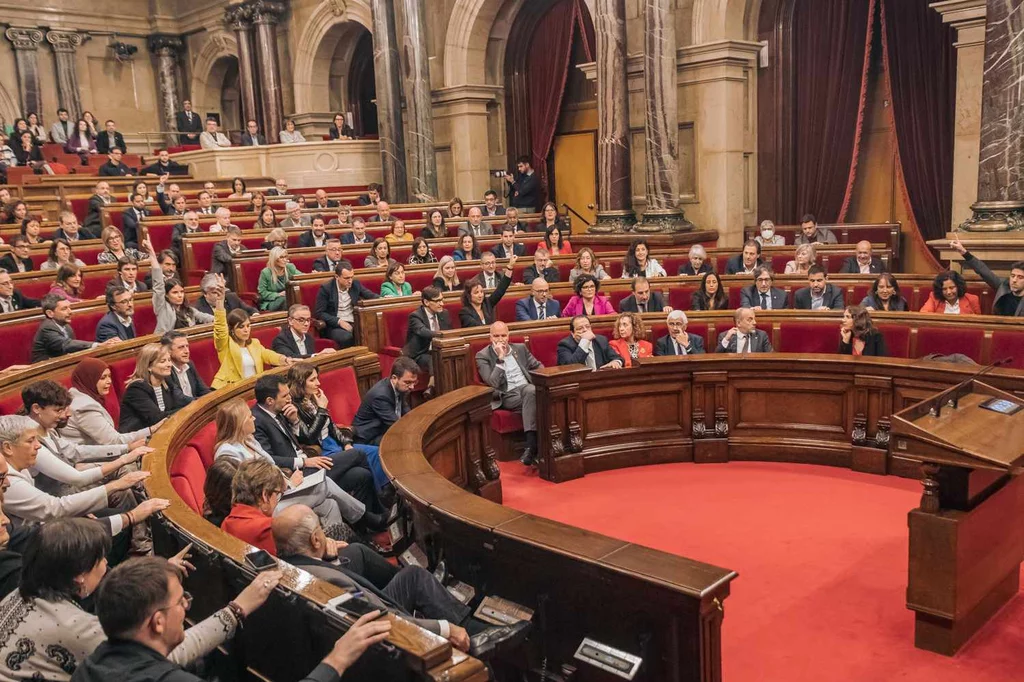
[
  {"left": 589, "top": 209, "right": 637, "bottom": 233},
  {"left": 636, "top": 208, "right": 694, "bottom": 233},
  {"left": 959, "top": 201, "right": 1024, "bottom": 232}
]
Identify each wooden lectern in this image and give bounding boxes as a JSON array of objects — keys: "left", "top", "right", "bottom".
[{"left": 890, "top": 380, "right": 1024, "bottom": 656}]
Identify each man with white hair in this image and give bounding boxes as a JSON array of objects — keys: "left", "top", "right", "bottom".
[
  {"left": 210, "top": 206, "right": 235, "bottom": 233},
  {"left": 266, "top": 178, "right": 289, "bottom": 196},
  {"left": 654, "top": 310, "right": 705, "bottom": 356},
  {"left": 195, "top": 271, "right": 257, "bottom": 316},
  {"left": 280, "top": 200, "right": 311, "bottom": 227}
]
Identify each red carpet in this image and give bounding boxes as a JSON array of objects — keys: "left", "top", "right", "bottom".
[{"left": 498, "top": 461, "right": 1024, "bottom": 681}]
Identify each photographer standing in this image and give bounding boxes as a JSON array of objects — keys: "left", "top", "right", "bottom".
[{"left": 504, "top": 155, "right": 540, "bottom": 214}]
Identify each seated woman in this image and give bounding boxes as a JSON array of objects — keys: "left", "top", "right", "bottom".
[
  {"left": 65, "top": 358, "right": 157, "bottom": 446},
  {"left": 422, "top": 209, "right": 448, "bottom": 240},
  {"left": 64, "top": 119, "right": 96, "bottom": 157},
  {"left": 258, "top": 246, "right": 300, "bottom": 312},
  {"left": 279, "top": 118, "right": 306, "bottom": 144},
  {"left": 569, "top": 247, "right": 609, "bottom": 284},
  {"left": 543, "top": 224, "right": 572, "bottom": 257},
  {"left": 119, "top": 343, "right": 192, "bottom": 433},
  {"left": 380, "top": 261, "right": 412, "bottom": 297},
  {"left": 254, "top": 206, "right": 278, "bottom": 230},
  {"left": 562, "top": 274, "right": 615, "bottom": 317},
  {"left": 407, "top": 237, "right": 437, "bottom": 265},
  {"left": 458, "top": 260, "right": 515, "bottom": 327},
  {"left": 132, "top": 180, "right": 155, "bottom": 207},
  {"left": 260, "top": 226, "right": 287, "bottom": 250},
  {"left": 860, "top": 273, "right": 908, "bottom": 312},
  {"left": 447, "top": 197, "right": 464, "bottom": 219},
  {"left": 919, "top": 270, "right": 981, "bottom": 315},
  {"left": 13, "top": 130, "right": 52, "bottom": 175},
  {"left": 47, "top": 263, "right": 85, "bottom": 302},
  {"left": 678, "top": 244, "right": 713, "bottom": 276},
  {"left": 690, "top": 271, "right": 729, "bottom": 311},
  {"left": 144, "top": 238, "right": 213, "bottom": 333},
  {"left": 21, "top": 217, "right": 47, "bottom": 245},
  {"left": 452, "top": 233, "right": 481, "bottom": 261},
  {"left": 211, "top": 292, "right": 291, "bottom": 389},
  {"left": 228, "top": 176, "right": 251, "bottom": 200},
  {"left": 328, "top": 113, "right": 355, "bottom": 140},
  {"left": 537, "top": 202, "right": 565, "bottom": 235},
  {"left": 622, "top": 238, "right": 667, "bottom": 278},
  {"left": 41, "top": 238, "right": 86, "bottom": 271},
  {"left": 432, "top": 255, "right": 462, "bottom": 291},
  {"left": 248, "top": 190, "right": 267, "bottom": 214},
  {"left": 609, "top": 312, "right": 653, "bottom": 367},
  {"left": 203, "top": 457, "right": 239, "bottom": 527},
  {"left": 839, "top": 305, "right": 888, "bottom": 356},
  {"left": 385, "top": 219, "right": 413, "bottom": 243},
  {"left": 784, "top": 242, "right": 816, "bottom": 275},
  {"left": 363, "top": 238, "right": 394, "bottom": 269},
  {"left": 0, "top": 517, "right": 276, "bottom": 682},
  {"left": 97, "top": 227, "right": 143, "bottom": 265}
]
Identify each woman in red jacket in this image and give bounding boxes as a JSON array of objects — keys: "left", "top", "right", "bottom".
[
  {"left": 919, "top": 270, "right": 981, "bottom": 315},
  {"left": 608, "top": 312, "right": 653, "bottom": 367}
]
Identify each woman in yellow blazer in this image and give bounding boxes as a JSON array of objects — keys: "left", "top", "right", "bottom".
[{"left": 211, "top": 292, "right": 292, "bottom": 389}]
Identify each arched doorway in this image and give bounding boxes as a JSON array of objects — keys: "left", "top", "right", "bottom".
[
  {"left": 348, "top": 30, "right": 377, "bottom": 137},
  {"left": 194, "top": 54, "right": 241, "bottom": 132}
]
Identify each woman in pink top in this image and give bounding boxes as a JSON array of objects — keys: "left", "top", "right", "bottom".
[{"left": 562, "top": 274, "right": 615, "bottom": 317}]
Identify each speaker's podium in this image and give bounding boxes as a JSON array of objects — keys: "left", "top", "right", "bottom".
[{"left": 891, "top": 380, "right": 1024, "bottom": 656}]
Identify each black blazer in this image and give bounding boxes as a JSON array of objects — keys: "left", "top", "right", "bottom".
[
  {"left": 340, "top": 232, "right": 371, "bottom": 246},
  {"left": 121, "top": 207, "right": 147, "bottom": 247},
  {"left": 97, "top": 161, "right": 134, "bottom": 177},
  {"left": 95, "top": 311, "right": 136, "bottom": 343},
  {"left": 297, "top": 230, "right": 334, "bottom": 249},
  {"left": 522, "top": 266, "right": 559, "bottom": 285},
  {"left": 352, "top": 378, "right": 409, "bottom": 445},
  {"left": 739, "top": 286, "right": 790, "bottom": 310},
  {"left": 690, "top": 291, "right": 729, "bottom": 311},
  {"left": 271, "top": 326, "right": 318, "bottom": 358},
  {"left": 141, "top": 160, "right": 187, "bottom": 177},
  {"left": 252, "top": 405, "right": 305, "bottom": 469},
  {"left": 312, "top": 256, "right": 343, "bottom": 273},
  {"left": 794, "top": 284, "right": 845, "bottom": 310},
  {"left": 839, "top": 257, "right": 885, "bottom": 274},
  {"left": 507, "top": 171, "right": 540, "bottom": 209},
  {"left": 725, "top": 255, "right": 763, "bottom": 275},
  {"left": 313, "top": 279, "right": 378, "bottom": 332},
  {"left": 166, "top": 361, "right": 211, "bottom": 398},
  {"left": 677, "top": 262, "right": 713, "bottom": 276},
  {"left": 314, "top": 200, "right": 340, "bottom": 210},
  {"left": 176, "top": 111, "right": 202, "bottom": 143},
  {"left": 458, "top": 274, "right": 511, "bottom": 327},
  {"left": 839, "top": 330, "right": 888, "bottom": 357},
  {"left": 240, "top": 133, "right": 267, "bottom": 146},
  {"left": 489, "top": 243, "right": 527, "bottom": 259},
  {"left": 654, "top": 334, "right": 706, "bottom": 356},
  {"left": 195, "top": 292, "right": 257, "bottom": 317},
  {"left": 83, "top": 194, "right": 110, "bottom": 235},
  {"left": 403, "top": 306, "right": 452, "bottom": 361},
  {"left": 95, "top": 131, "right": 127, "bottom": 154},
  {"left": 329, "top": 124, "right": 356, "bottom": 140},
  {"left": 119, "top": 381, "right": 191, "bottom": 433},
  {"left": 556, "top": 334, "right": 623, "bottom": 368},
  {"left": 0, "top": 254, "right": 33, "bottom": 274},
  {"left": 432, "top": 277, "right": 462, "bottom": 292},
  {"left": 618, "top": 291, "right": 667, "bottom": 314},
  {"left": 31, "top": 319, "right": 93, "bottom": 362},
  {"left": 1, "top": 290, "right": 40, "bottom": 312}
]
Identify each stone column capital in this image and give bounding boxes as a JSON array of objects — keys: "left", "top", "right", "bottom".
[
  {"left": 46, "top": 30, "right": 87, "bottom": 53},
  {"left": 5, "top": 27, "right": 44, "bottom": 51},
  {"left": 148, "top": 33, "right": 184, "bottom": 55},
  {"left": 224, "top": 4, "right": 255, "bottom": 30},
  {"left": 249, "top": 0, "right": 287, "bottom": 25}
]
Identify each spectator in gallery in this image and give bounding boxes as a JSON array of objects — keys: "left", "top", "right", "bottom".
[
  {"left": 50, "top": 107, "right": 72, "bottom": 144},
  {"left": 278, "top": 118, "right": 307, "bottom": 144},
  {"left": 504, "top": 155, "right": 540, "bottom": 213},
  {"left": 860, "top": 273, "right": 908, "bottom": 312},
  {"left": 838, "top": 305, "right": 887, "bottom": 357},
  {"left": 199, "top": 118, "right": 232, "bottom": 149},
  {"left": 14, "top": 130, "right": 53, "bottom": 174},
  {"left": 754, "top": 219, "right": 785, "bottom": 247},
  {"left": 329, "top": 112, "right": 356, "bottom": 140},
  {"left": 97, "top": 148, "right": 134, "bottom": 177},
  {"left": 176, "top": 99, "right": 203, "bottom": 144},
  {"left": 919, "top": 270, "right": 981, "bottom": 315},
  {"left": 64, "top": 119, "right": 97, "bottom": 158},
  {"left": 608, "top": 312, "right": 653, "bottom": 367},
  {"left": 240, "top": 119, "right": 266, "bottom": 146},
  {"left": 678, "top": 244, "right": 714, "bottom": 276},
  {"left": 96, "top": 119, "right": 127, "bottom": 154},
  {"left": 690, "top": 271, "right": 729, "bottom": 312}
]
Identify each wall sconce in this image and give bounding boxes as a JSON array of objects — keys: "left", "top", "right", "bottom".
[{"left": 110, "top": 39, "right": 138, "bottom": 62}]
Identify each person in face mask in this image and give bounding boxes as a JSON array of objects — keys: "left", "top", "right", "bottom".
[{"left": 755, "top": 220, "right": 785, "bottom": 247}]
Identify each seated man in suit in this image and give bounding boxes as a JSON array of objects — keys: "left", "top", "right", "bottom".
[
  {"left": 280, "top": 201, "right": 311, "bottom": 228},
  {"left": 95, "top": 288, "right": 137, "bottom": 342},
  {"left": 298, "top": 215, "right": 333, "bottom": 248},
  {"left": 504, "top": 207, "right": 527, "bottom": 234},
  {"left": 56, "top": 212, "right": 86, "bottom": 242},
  {"left": 266, "top": 178, "right": 289, "bottom": 196},
  {"left": 793, "top": 213, "right": 838, "bottom": 245},
  {"left": 141, "top": 149, "right": 187, "bottom": 177},
  {"left": 0, "top": 270, "right": 39, "bottom": 313},
  {"left": 161, "top": 331, "right": 211, "bottom": 399},
  {"left": 458, "top": 207, "right": 493, "bottom": 238},
  {"left": 31, "top": 295, "right": 106, "bottom": 362},
  {"left": 313, "top": 189, "right": 339, "bottom": 210},
  {"left": 209, "top": 226, "right": 244, "bottom": 288},
  {"left": 340, "top": 217, "right": 371, "bottom": 245},
  {"left": 271, "top": 304, "right": 331, "bottom": 359},
  {"left": 716, "top": 307, "right": 773, "bottom": 353},
  {"left": 557, "top": 315, "right": 624, "bottom": 370},
  {"left": 725, "top": 239, "right": 763, "bottom": 275},
  {"left": 170, "top": 210, "right": 202, "bottom": 256},
  {"left": 951, "top": 236, "right": 1024, "bottom": 317},
  {"left": 358, "top": 183, "right": 382, "bottom": 206},
  {"left": 352, "top": 357, "right": 418, "bottom": 445},
  {"left": 515, "top": 277, "right": 560, "bottom": 321},
  {"left": 477, "top": 252, "right": 502, "bottom": 289},
  {"left": 740, "top": 265, "right": 789, "bottom": 310},
  {"left": 402, "top": 286, "right": 451, "bottom": 386},
  {"left": 314, "top": 260, "right": 378, "bottom": 348},
  {"left": 240, "top": 119, "right": 266, "bottom": 146},
  {"left": 156, "top": 182, "right": 184, "bottom": 216},
  {"left": 490, "top": 225, "right": 526, "bottom": 260},
  {"left": 97, "top": 148, "right": 134, "bottom": 177},
  {"left": 482, "top": 189, "right": 506, "bottom": 217},
  {"left": 199, "top": 117, "right": 232, "bottom": 149},
  {"left": 794, "top": 265, "right": 845, "bottom": 311},
  {"left": 106, "top": 258, "right": 149, "bottom": 294},
  {"left": 476, "top": 321, "right": 544, "bottom": 466},
  {"left": 83, "top": 183, "right": 112, "bottom": 237},
  {"left": 374, "top": 200, "right": 392, "bottom": 224},
  {"left": 50, "top": 108, "right": 71, "bottom": 144},
  {"left": 522, "top": 248, "right": 559, "bottom": 285},
  {"left": 175, "top": 99, "right": 202, "bottom": 144},
  {"left": 196, "top": 272, "right": 257, "bottom": 317},
  {"left": 839, "top": 240, "right": 885, "bottom": 274},
  {"left": 619, "top": 276, "right": 670, "bottom": 314},
  {"left": 655, "top": 310, "right": 705, "bottom": 355},
  {"left": 95, "top": 119, "right": 127, "bottom": 154},
  {"left": 0, "top": 236, "right": 34, "bottom": 274},
  {"left": 312, "top": 239, "right": 345, "bottom": 273},
  {"left": 121, "top": 192, "right": 149, "bottom": 247},
  {"left": 195, "top": 190, "right": 217, "bottom": 216}
]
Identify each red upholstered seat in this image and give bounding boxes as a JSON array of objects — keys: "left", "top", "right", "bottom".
[
  {"left": 876, "top": 324, "right": 911, "bottom": 358},
  {"left": 189, "top": 421, "right": 219, "bottom": 469},
  {"left": 189, "top": 338, "right": 221, "bottom": 384},
  {"left": 779, "top": 321, "right": 836, "bottom": 354},
  {"left": 728, "top": 286, "right": 745, "bottom": 309},
  {"left": 990, "top": 330, "right": 1024, "bottom": 369},
  {"left": 491, "top": 409, "right": 523, "bottom": 433},
  {"left": 916, "top": 327, "right": 984, "bottom": 362},
  {"left": 170, "top": 446, "right": 207, "bottom": 514},
  {"left": 107, "top": 356, "right": 138, "bottom": 400},
  {"left": 850, "top": 284, "right": 872, "bottom": 306},
  {"left": 319, "top": 366, "right": 362, "bottom": 424},
  {"left": 405, "top": 271, "right": 435, "bottom": 292},
  {"left": 1, "top": 317, "right": 43, "bottom": 367},
  {"left": 525, "top": 331, "right": 564, "bottom": 367},
  {"left": 68, "top": 308, "right": 108, "bottom": 343},
  {"left": 667, "top": 285, "right": 699, "bottom": 310},
  {"left": 235, "top": 259, "right": 265, "bottom": 296}
]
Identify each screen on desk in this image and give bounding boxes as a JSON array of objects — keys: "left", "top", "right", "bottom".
[{"left": 979, "top": 398, "right": 1022, "bottom": 415}]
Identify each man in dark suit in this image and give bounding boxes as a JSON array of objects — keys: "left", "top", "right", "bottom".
[
  {"left": 314, "top": 260, "right": 379, "bottom": 348},
  {"left": 31, "top": 295, "right": 100, "bottom": 362},
  {"left": 794, "top": 265, "right": 845, "bottom": 311},
  {"left": 0, "top": 270, "right": 39, "bottom": 313},
  {"left": 522, "top": 248, "right": 559, "bottom": 285},
  {"left": 373, "top": 201, "right": 392, "bottom": 224},
  {"left": 352, "top": 357, "right": 418, "bottom": 445},
  {"left": 618, "top": 276, "right": 670, "bottom": 314},
  {"left": 141, "top": 150, "right": 187, "bottom": 177},
  {"left": 357, "top": 183, "right": 382, "bottom": 206},
  {"left": 514, "top": 278, "right": 560, "bottom": 321},
  {"left": 716, "top": 308, "right": 773, "bottom": 353},
  {"left": 97, "top": 149, "right": 134, "bottom": 177},
  {"left": 739, "top": 265, "right": 790, "bottom": 310},
  {"left": 161, "top": 331, "right": 211, "bottom": 399},
  {"left": 458, "top": 207, "right": 493, "bottom": 238},
  {"left": 95, "top": 119, "right": 127, "bottom": 154},
  {"left": 490, "top": 226, "right": 526, "bottom": 260},
  {"left": 655, "top": 310, "right": 706, "bottom": 356},
  {"left": 504, "top": 207, "right": 528, "bottom": 234},
  {"left": 55, "top": 212, "right": 87, "bottom": 242},
  {"left": 195, "top": 272, "right": 257, "bottom": 317},
  {"left": 95, "top": 288, "right": 137, "bottom": 343},
  {"left": 106, "top": 259, "right": 149, "bottom": 294},
  {"left": 0, "top": 237, "right": 34, "bottom": 275},
  {"left": 265, "top": 178, "right": 289, "bottom": 196},
  {"left": 313, "top": 189, "right": 339, "bottom": 210},
  {"left": 82, "top": 182, "right": 112, "bottom": 238},
  {"left": 121, "top": 193, "right": 148, "bottom": 247},
  {"left": 298, "top": 216, "right": 333, "bottom": 248},
  {"left": 312, "top": 239, "right": 345, "bottom": 273},
  {"left": 504, "top": 155, "right": 540, "bottom": 213},
  {"left": 838, "top": 240, "right": 885, "bottom": 274},
  {"left": 272, "top": 305, "right": 321, "bottom": 359},
  {"left": 556, "top": 316, "right": 624, "bottom": 370},
  {"left": 155, "top": 181, "right": 182, "bottom": 215},
  {"left": 724, "top": 239, "right": 763, "bottom": 275},
  {"left": 340, "top": 217, "right": 370, "bottom": 245},
  {"left": 209, "top": 227, "right": 243, "bottom": 289},
  {"left": 402, "top": 286, "right": 451, "bottom": 375},
  {"left": 476, "top": 321, "right": 544, "bottom": 465},
  {"left": 170, "top": 211, "right": 202, "bottom": 257},
  {"left": 175, "top": 100, "right": 202, "bottom": 145},
  {"left": 482, "top": 190, "right": 506, "bottom": 217},
  {"left": 240, "top": 119, "right": 266, "bottom": 146}
]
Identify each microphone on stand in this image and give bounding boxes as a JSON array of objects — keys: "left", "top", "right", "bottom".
[{"left": 931, "top": 357, "right": 1013, "bottom": 417}]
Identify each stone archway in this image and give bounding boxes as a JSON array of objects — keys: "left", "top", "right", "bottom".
[
  {"left": 190, "top": 32, "right": 241, "bottom": 124},
  {"left": 692, "top": 0, "right": 762, "bottom": 43},
  {"left": 292, "top": 0, "right": 372, "bottom": 114}
]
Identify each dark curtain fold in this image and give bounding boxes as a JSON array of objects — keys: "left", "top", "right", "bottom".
[
  {"left": 792, "top": 0, "right": 875, "bottom": 223},
  {"left": 880, "top": 0, "right": 956, "bottom": 253},
  {"left": 525, "top": 0, "right": 595, "bottom": 200}
]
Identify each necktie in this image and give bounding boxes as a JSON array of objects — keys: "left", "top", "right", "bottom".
[
  {"left": 429, "top": 314, "right": 437, "bottom": 331},
  {"left": 639, "top": 302, "right": 646, "bottom": 313},
  {"left": 741, "top": 335, "right": 750, "bottom": 354},
  {"left": 585, "top": 346, "right": 597, "bottom": 370},
  {"left": 761, "top": 292, "right": 768, "bottom": 309},
  {"left": 674, "top": 340, "right": 682, "bottom": 355},
  {"left": 539, "top": 305, "right": 546, "bottom": 320}
]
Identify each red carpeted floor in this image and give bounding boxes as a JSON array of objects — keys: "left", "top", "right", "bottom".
[{"left": 497, "top": 460, "right": 1024, "bottom": 681}]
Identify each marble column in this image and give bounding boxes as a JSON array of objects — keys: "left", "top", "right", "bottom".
[
  {"left": 46, "top": 31, "right": 87, "bottom": 122},
  {"left": 590, "top": 0, "right": 635, "bottom": 233},
  {"left": 960, "top": 0, "right": 1024, "bottom": 232},
  {"left": 224, "top": 4, "right": 261, "bottom": 134},
  {"left": 252, "top": 0, "right": 287, "bottom": 144},
  {"left": 4, "top": 28, "right": 44, "bottom": 117},
  {"left": 371, "top": 0, "right": 409, "bottom": 203},
  {"left": 636, "top": 0, "right": 693, "bottom": 233},
  {"left": 148, "top": 34, "right": 184, "bottom": 148},
  {"left": 400, "top": 0, "right": 438, "bottom": 201}
]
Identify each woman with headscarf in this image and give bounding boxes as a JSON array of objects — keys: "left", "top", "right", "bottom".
[{"left": 64, "top": 358, "right": 161, "bottom": 446}]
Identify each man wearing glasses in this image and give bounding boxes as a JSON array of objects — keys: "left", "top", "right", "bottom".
[
  {"left": 402, "top": 287, "right": 451, "bottom": 377},
  {"left": 739, "top": 265, "right": 790, "bottom": 310},
  {"left": 272, "top": 304, "right": 335, "bottom": 359}
]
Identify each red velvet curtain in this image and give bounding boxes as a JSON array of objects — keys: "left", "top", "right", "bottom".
[
  {"left": 792, "top": 0, "right": 875, "bottom": 223},
  {"left": 880, "top": 0, "right": 956, "bottom": 255},
  {"left": 525, "top": 0, "right": 595, "bottom": 200}
]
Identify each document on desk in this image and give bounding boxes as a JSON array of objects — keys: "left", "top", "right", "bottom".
[{"left": 282, "top": 469, "right": 325, "bottom": 496}]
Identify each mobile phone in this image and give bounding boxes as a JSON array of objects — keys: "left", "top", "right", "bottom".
[
  {"left": 244, "top": 549, "right": 277, "bottom": 572},
  {"left": 334, "top": 596, "right": 386, "bottom": 620}
]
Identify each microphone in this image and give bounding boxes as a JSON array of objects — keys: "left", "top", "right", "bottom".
[{"left": 931, "top": 357, "right": 1013, "bottom": 416}]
